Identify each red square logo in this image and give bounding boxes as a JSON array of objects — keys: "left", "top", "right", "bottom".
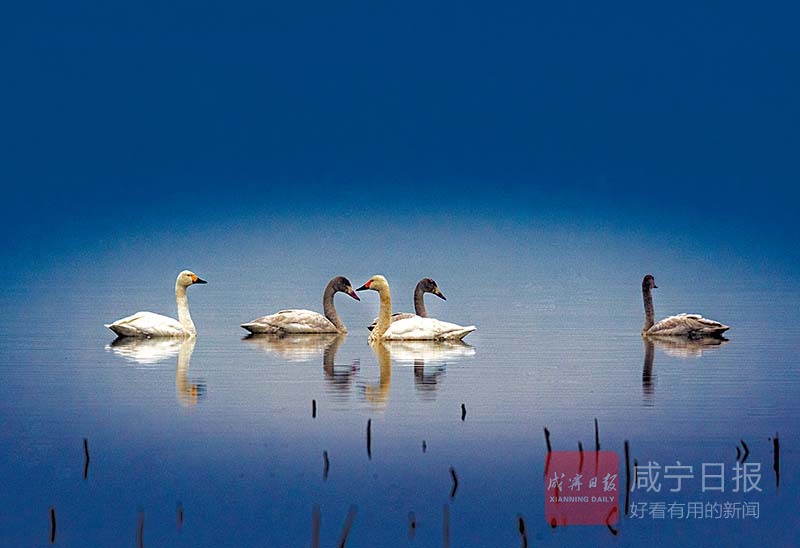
[{"left": 545, "top": 451, "right": 620, "bottom": 526}]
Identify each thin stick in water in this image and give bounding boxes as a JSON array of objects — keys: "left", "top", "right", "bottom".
[
  {"left": 366, "top": 419, "right": 372, "bottom": 460},
  {"left": 312, "top": 399, "right": 317, "bottom": 419},
  {"left": 449, "top": 467, "right": 459, "bottom": 500},
  {"left": 137, "top": 511, "right": 144, "bottom": 548},
  {"left": 443, "top": 504, "right": 450, "bottom": 548},
  {"left": 773, "top": 432, "right": 780, "bottom": 489},
  {"left": 544, "top": 427, "right": 552, "bottom": 453},
  {"left": 176, "top": 503, "right": 183, "bottom": 529},
  {"left": 83, "top": 437, "right": 90, "bottom": 480},
  {"left": 517, "top": 515, "right": 528, "bottom": 548},
  {"left": 408, "top": 511, "right": 416, "bottom": 540},
  {"left": 594, "top": 418, "right": 600, "bottom": 451},
  {"left": 624, "top": 440, "right": 631, "bottom": 516},
  {"left": 311, "top": 504, "right": 321, "bottom": 548},
  {"left": 49, "top": 507, "right": 56, "bottom": 544},
  {"left": 606, "top": 506, "right": 619, "bottom": 536},
  {"left": 336, "top": 505, "right": 357, "bottom": 548},
  {"left": 461, "top": 403, "right": 466, "bottom": 421},
  {"left": 323, "top": 451, "right": 330, "bottom": 481}
]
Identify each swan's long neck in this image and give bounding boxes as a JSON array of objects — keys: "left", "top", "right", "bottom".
[
  {"left": 413, "top": 282, "right": 428, "bottom": 317},
  {"left": 371, "top": 285, "right": 393, "bottom": 339},
  {"left": 323, "top": 282, "right": 346, "bottom": 332},
  {"left": 642, "top": 285, "right": 655, "bottom": 333},
  {"left": 175, "top": 283, "right": 196, "bottom": 335}
]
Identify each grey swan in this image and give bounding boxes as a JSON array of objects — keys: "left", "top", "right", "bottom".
[
  {"left": 241, "top": 276, "right": 360, "bottom": 334},
  {"left": 641, "top": 274, "right": 730, "bottom": 338}
]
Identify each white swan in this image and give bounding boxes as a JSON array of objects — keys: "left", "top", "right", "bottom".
[
  {"left": 105, "top": 270, "right": 207, "bottom": 338},
  {"left": 641, "top": 274, "right": 730, "bottom": 338},
  {"left": 356, "top": 275, "right": 475, "bottom": 341},
  {"left": 241, "top": 276, "right": 360, "bottom": 334},
  {"left": 367, "top": 277, "right": 446, "bottom": 331}
]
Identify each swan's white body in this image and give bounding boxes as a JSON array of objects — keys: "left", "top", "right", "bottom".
[
  {"left": 241, "top": 277, "right": 360, "bottom": 335},
  {"left": 357, "top": 275, "right": 475, "bottom": 342},
  {"left": 105, "top": 270, "right": 206, "bottom": 339},
  {"left": 106, "top": 311, "right": 188, "bottom": 338},
  {"left": 242, "top": 309, "right": 339, "bottom": 334},
  {"left": 382, "top": 316, "right": 476, "bottom": 341}
]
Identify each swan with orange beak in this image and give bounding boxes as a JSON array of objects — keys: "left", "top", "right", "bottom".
[{"left": 357, "top": 275, "right": 475, "bottom": 342}]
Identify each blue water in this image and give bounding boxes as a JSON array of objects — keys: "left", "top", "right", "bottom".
[{"left": 0, "top": 221, "right": 798, "bottom": 546}]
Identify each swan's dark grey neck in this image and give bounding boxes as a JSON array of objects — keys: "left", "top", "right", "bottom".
[
  {"left": 323, "top": 282, "right": 346, "bottom": 332},
  {"left": 642, "top": 286, "right": 655, "bottom": 333},
  {"left": 413, "top": 282, "right": 428, "bottom": 317}
]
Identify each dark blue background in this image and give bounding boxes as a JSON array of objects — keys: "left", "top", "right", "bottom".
[{"left": 2, "top": 1, "right": 798, "bottom": 272}]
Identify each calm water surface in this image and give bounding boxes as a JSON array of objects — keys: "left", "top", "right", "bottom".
[{"left": 0, "top": 226, "right": 798, "bottom": 546}]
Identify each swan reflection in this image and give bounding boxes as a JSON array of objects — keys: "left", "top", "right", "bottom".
[
  {"left": 243, "top": 334, "right": 358, "bottom": 392},
  {"left": 413, "top": 359, "right": 445, "bottom": 397},
  {"left": 363, "top": 340, "right": 392, "bottom": 408},
  {"left": 107, "top": 337, "right": 184, "bottom": 366},
  {"left": 380, "top": 340, "right": 475, "bottom": 363},
  {"left": 321, "top": 335, "right": 358, "bottom": 393},
  {"left": 106, "top": 338, "right": 206, "bottom": 407},
  {"left": 642, "top": 336, "right": 729, "bottom": 404},
  {"left": 385, "top": 340, "right": 474, "bottom": 397},
  {"left": 242, "top": 333, "right": 342, "bottom": 362},
  {"left": 361, "top": 340, "right": 475, "bottom": 405}
]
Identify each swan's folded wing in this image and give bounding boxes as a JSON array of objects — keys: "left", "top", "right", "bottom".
[
  {"left": 241, "top": 309, "right": 337, "bottom": 334},
  {"left": 648, "top": 313, "right": 730, "bottom": 337},
  {"left": 383, "top": 316, "right": 476, "bottom": 341},
  {"left": 367, "top": 312, "right": 415, "bottom": 331},
  {"left": 106, "top": 311, "right": 184, "bottom": 337}
]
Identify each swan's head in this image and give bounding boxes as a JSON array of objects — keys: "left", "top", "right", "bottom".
[
  {"left": 419, "top": 278, "right": 446, "bottom": 300},
  {"left": 356, "top": 275, "right": 389, "bottom": 294},
  {"left": 330, "top": 276, "right": 360, "bottom": 301},
  {"left": 177, "top": 270, "right": 207, "bottom": 288},
  {"left": 642, "top": 274, "right": 657, "bottom": 290}
]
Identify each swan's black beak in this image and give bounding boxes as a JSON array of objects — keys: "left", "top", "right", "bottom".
[
  {"left": 653, "top": 284, "right": 657, "bottom": 289},
  {"left": 356, "top": 282, "right": 371, "bottom": 292},
  {"left": 347, "top": 287, "right": 360, "bottom": 301},
  {"left": 433, "top": 287, "right": 446, "bottom": 300},
  {"left": 194, "top": 277, "right": 207, "bottom": 284}
]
